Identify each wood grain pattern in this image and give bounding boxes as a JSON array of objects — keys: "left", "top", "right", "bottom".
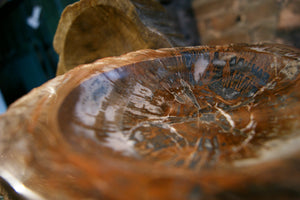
[{"left": 0, "top": 44, "right": 300, "bottom": 199}]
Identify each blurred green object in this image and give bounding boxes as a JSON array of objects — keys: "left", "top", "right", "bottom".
[{"left": 0, "top": 0, "right": 77, "bottom": 105}]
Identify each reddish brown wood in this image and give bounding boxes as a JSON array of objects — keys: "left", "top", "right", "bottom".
[{"left": 0, "top": 44, "right": 300, "bottom": 199}]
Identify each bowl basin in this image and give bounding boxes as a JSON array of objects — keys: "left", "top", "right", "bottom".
[{"left": 1, "top": 44, "right": 300, "bottom": 199}]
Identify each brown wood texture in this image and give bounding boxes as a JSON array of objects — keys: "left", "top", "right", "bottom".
[
  {"left": 53, "top": 0, "right": 185, "bottom": 75},
  {"left": 0, "top": 44, "right": 300, "bottom": 199}
]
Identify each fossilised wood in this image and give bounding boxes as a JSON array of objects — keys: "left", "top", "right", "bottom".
[
  {"left": 1, "top": 44, "right": 300, "bottom": 199},
  {"left": 53, "top": 0, "right": 185, "bottom": 75}
]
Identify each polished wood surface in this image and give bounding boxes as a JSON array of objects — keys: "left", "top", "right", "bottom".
[{"left": 0, "top": 44, "right": 300, "bottom": 199}]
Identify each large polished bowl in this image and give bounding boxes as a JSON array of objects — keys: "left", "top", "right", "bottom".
[{"left": 1, "top": 44, "right": 300, "bottom": 199}]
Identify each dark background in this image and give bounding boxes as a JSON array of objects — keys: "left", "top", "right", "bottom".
[{"left": 0, "top": 0, "right": 77, "bottom": 106}]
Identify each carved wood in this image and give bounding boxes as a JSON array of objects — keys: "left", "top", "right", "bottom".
[
  {"left": 53, "top": 0, "right": 185, "bottom": 75},
  {"left": 1, "top": 44, "right": 300, "bottom": 199}
]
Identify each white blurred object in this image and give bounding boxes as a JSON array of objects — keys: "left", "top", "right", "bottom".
[
  {"left": 26, "top": 5, "right": 42, "bottom": 29},
  {"left": 0, "top": 90, "right": 7, "bottom": 114}
]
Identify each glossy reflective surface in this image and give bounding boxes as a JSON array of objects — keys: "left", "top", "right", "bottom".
[
  {"left": 59, "top": 45, "right": 300, "bottom": 170},
  {"left": 1, "top": 44, "right": 300, "bottom": 199}
]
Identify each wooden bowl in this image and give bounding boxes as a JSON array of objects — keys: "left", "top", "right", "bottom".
[{"left": 1, "top": 44, "right": 300, "bottom": 199}]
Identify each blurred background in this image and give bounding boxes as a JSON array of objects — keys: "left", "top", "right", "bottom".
[
  {"left": 0, "top": 0, "right": 77, "bottom": 114},
  {"left": 0, "top": 0, "right": 299, "bottom": 114}
]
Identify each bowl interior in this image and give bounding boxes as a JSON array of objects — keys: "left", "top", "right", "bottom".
[{"left": 58, "top": 49, "right": 300, "bottom": 170}]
